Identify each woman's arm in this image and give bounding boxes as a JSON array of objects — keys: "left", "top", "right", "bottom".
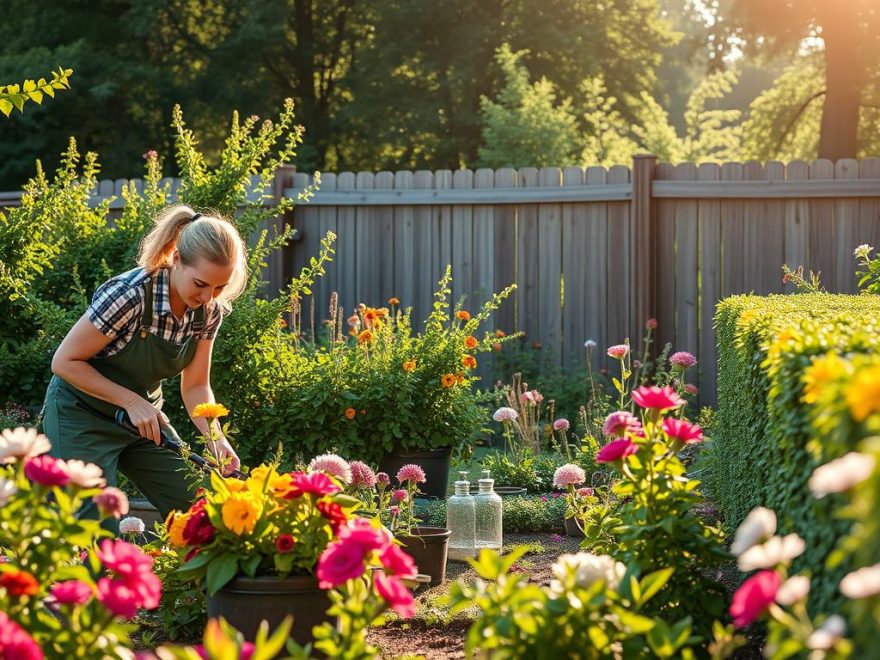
[
  {"left": 51, "top": 314, "right": 168, "bottom": 444},
  {"left": 180, "top": 337, "right": 241, "bottom": 474}
]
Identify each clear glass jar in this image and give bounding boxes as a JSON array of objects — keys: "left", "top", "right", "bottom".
[
  {"left": 446, "top": 472, "right": 476, "bottom": 561},
  {"left": 474, "top": 469, "right": 503, "bottom": 550}
]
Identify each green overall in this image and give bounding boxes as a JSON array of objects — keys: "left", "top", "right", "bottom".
[{"left": 42, "top": 275, "right": 203, "bottom": 531}]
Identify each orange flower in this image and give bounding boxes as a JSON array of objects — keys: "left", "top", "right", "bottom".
[
  {"left": 192, "top": 403, "right": 230, "bottom": 419},
  {"left": 456, "top": 373, "right": 466, "bottom": 385},
  {"left": 441, "top": 374, "right": 457, "bottom": 388},
  {"left": 345, "top": 407, "right": 357, "bottom": 420},
  {"left": 462, "top": 355, "right": 477, "bottom": 370},
  {"left": 358, "top": 330, "right": 374, "bottom": 344},
  {"left": 464, "top": 336, "right": 478, "bottom": 349},
  {"left": 363, "top": 309, "right": 379, "bottom": 325},
  {"left": 0, "top": 569, "right": 39, "bottom": 597},
  {"left": 403, "top": 359, "right": 416, "bottom": 372},
  {"left": 377, "top": 308, "right": 389, "bottom": 318},
  {"left": 456, "top": 310, "right": 471, "bottom": 321},
  {"left": 493, "top": 342, "right": 503, "bottom": 352},
  {"left": 495, "top": 329, "right": 506, "bottom": 338},
  {"left": 278, "top": 318, "right": 288, "bottom": 328},
  {"left": 388, "top": 297, "right": 400, "bottom": 306}
]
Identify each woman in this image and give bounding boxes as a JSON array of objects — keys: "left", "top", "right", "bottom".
[{"left": 42, "top": 205, "right": 243, "bottom": 528}]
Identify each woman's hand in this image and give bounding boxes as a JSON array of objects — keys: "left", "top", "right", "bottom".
[
  {"left": 125, "top": 396, "right": 168, "bottom": 445},
  {"left": 207, "top": 436, "right": 241, "bottom": 476}
]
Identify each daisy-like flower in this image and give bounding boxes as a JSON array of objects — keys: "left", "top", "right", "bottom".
[
  {"left": 669, "top": 351, "right": 697, "bottom": 369},
  {"left": 492, "top": 407, "right": 518, "bottom": 422},
  {"left": 839, "top": 564, "right": 880, "bottom": 599},
  {"left": 119, "top": 516, "right": 146, "bottom": 535},
  {"left": 357, "top": 329, "right": 374, "bottom": 344},
  {"left": 349, "top": 461, "right": 377, "bottom": 488},
  {"left": 808, "top": 452, "right": 876, "bottom": 498},
  {"left": 456, "top": 310, "right": 471, "bottom": 321},
  {"left": 441, "top": 374, "right": 457, "bottom": 388},
  {"left": 464, "top": 336, "right": 478, "bottom": 349},
  {"left": 388, "top": 297, "right": 400, "bottom": 306},
  {"left": 731, "top": 507, "right": 777, "bottom": 556},
  {"left": 309, "top": 453, "right": 352, "bottom": 484},
  {"left": 462, "top": 355, "right": 477, "bottom": 370},
  {"left": 553, "top": 464, "right": 586, "bottom": 488},
  {"left": 0, "top": 427, "right": 51, "bottom": 464},
  {"left": 602, "top": 411, "right": 641, "bottom": 438},
  {"left": 62, "top": 459, "right": 106, "bottom": 488},
  {"left": 397, "top": 464, "right": 426, "bottom": 484},
  {"left": 191, "top": 403, "right": 229, "bottom": 419},
  {"left": 403, "top": 360, "right": 416, "bottom": 373},
  {"left": 631, "top": 386, "right": 685, "bottom": 412},
  {"left": 737, "top": 534, "right": 805, "bottom": 572},
  {"left": 347, "top": 314, "right": 361, "bottom": 327}
]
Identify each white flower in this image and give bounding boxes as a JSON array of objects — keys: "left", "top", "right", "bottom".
[
  {"left": 776, "top": 575, "right": 810, "bottom": 606},
  {"left": 62, "top": 459, "right": 106, "bottom": 488},
  {"left": 0, "top": 478, "right": 17, "bottom": 505},
  {"left": 738, "top": 534, "right": 805, "bottom": 572},
  {"left": 807, "top": 615, "right": 846, "bottom": 651},
  {"left": 839, "top": 563, "right": 880, "bottom": 599},
  {"left": 308, "top": 453, "right": 352, "bottom": 484},
  {"left": 550, "top": 552, "right": 626, "bottom": 595},
  {"left": 730, "top": 507, "right": 777, "bottom": 556},
  {"left": 584, "top": 340, "right": 597, "bottom": 350},
  {"left": 492, "top": 407, "right": 518, "bottom": 423},
  {"left": 119, "top": 516, "right": 146, "bottom": 535},
  {"left": 0, "top": 427, "right": 51, "bottom": 464},
  {"left": 809, "top": 452, "right": 876, "bottom": 498},
  {"left": 853, "top": 244, "right": 873, "bottom": 259}
]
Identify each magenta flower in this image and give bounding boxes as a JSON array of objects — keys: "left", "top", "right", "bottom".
[
  {"left": 380, "top": 544, "right": 418, "bottom": 578},
  {"left": 338, "top": 519, "right": 389, "bottom": 553},
  {"left": 670, "top": 351, "right": 698, "bottom": 369},
  {"left": 349, "top": 461, "right": 378, "bottom": 488},
  {"left": 374, "top": 572, "right": 416, "bottom": 617},
  {"left": 661, "top": 418, "right": 703, "bottom": 444},
  {"left": 596, "top": 439, "right": 637, "bottom": 464},
  {"left": 631, "top": 386, "right": 685, "bottom": 412},
  {"left": 97, "top": 539, "right": 154, "bottom": 581},
  {"left": 577, "top": 487, "right": 594, "bottom": 498},
  {"left": 521, "top": 389, "right": 544, "bottom": 404},
  {"left": 730, "top": 570, "right": 781, "bottom": 628},
  {"left": 391, "top": 489, "right": 408, "bottom": 502},
  {"left": 646, "top": 318, "right": 658, "bottom": 329},
  {"left": 553, "top": 418, "right": 570, "bottom": 431},
  {"left": 288, "top": 471, "right": 341, "bottom": 498},
  {"left": 553, "top": 464, "right": 586, "bottom": 488},
  {"left": 602, "top": 411, "right": 641, "bottom": 438},
  {"left": 390, "top": 505, "right": 400, "bottom": 516},
  {"left": 607, "top": 344, "right": 629, "bottom": 359},
  {"left": 316, "top": 540, "right": 369, "bottom": 589},
  {"left": 97, "top": 577, "right": 141, "bottom": 618},
  {"left": 93, "top": 487, "right": 129, "bottom": 519},
  {"left": 376, "top": 472, "right": 391, "bottom": 487},
  {"left": 684, "top": 383, "right": 699, "bottom": 395},
  {"left": 50, "top": 580, "right": 93, "bottom": 606},
  {"left": 24, "top": 455, "right": 69, "bottom": 487},
  {"left": 396, "top": 464, "right": 426, "bottom": 484},
  {"left": 0, "top": 611, "right": 43, "bottom": 659}
]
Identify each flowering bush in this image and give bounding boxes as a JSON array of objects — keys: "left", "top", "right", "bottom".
[{"left": 0, "top": 427, "right": 161, "bottom": 657}]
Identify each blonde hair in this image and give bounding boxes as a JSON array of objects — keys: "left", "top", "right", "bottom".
[{"left": 137, "top": 205, "right": 248, "bottom": 309}]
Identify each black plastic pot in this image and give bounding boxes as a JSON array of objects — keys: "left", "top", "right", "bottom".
[
  {"left": 397, "top": 525, "right": 451, "bottom": 586},
  {"left": 379, "top": 447, "right": 452, "bottom": 498},
  {"left": 564, "top": 516, "right": 585, "bottom": 538},
  {"left": 205, "top": 574, "right": 332, "bottom": 644}
]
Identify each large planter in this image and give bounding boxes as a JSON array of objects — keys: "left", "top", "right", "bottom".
[
  {"left": 397, "top": 525, "right": 451, "bottom": 586},
  {"left": 128, "top": 498, "right": 164, "bottom": 534},
  {"left": 206, "top": 574, "right": 332, "bottom": 645},
  {"left": 564, "top": 516, "right": 585, "bottom": 538},
  {"left": 379, "top": 447, "right": 452, "bottom": 498}
]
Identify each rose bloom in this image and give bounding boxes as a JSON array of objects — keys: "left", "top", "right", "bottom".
[
  {"left": 182, "top": 506, "right": 215, "bottom": 546},
  {"left": 730, "top": 507, "right": 777, "bottom": 556},
  {"left": 94, "top": 486, "right": 130, "bottom": 519},
  {"left": 397, "top": 464, "right": 426, "bottom": 484},
  {"left": 606, "top": 344, "right": 629, "bottom": 359},
  {"left": 661, "top": 418, "right": 703, "bottom": 444},
  {"left": 808, "top": 452, "right": 876, "bottom": 498},
  {"left": 553, "top": 418, "right": 570, "bottom": 431},
  {"left": 602, "top": 411, "right": 641, "bottom": 438},
  {"left": 669, "top": 351, "right": 697, "bottom": 369},
  {"left": 0, "top": 569, "right": 39, "bottom": 596},
  {"left": 379, "top": 543, "right": 417, "bottom": 578},
  {"left": 631, "top": 386, "right": 685, "bottom": 412},
  {"left": 552, "top": 463, "right": 586, "bottom": 488},
  {"left": 839, "top": 563, "right": 880, "bottom": 599},
  {"left": 24, "top": 455, "right": 70, "bottom": 487},
  {"left": 729, "top": 569, "right": 781, "bottom": 628},
  {"left": 50, "top": 580, "right": 93, "bottom": 606},
  {"left": 374, "top": 572, "right": 416, "bottom": 617},
  {"left": 596, "top": 439, "right": 637, "bottom": 464},
  {"left": 0, "top": 427, "right": 51, "bottom": 464},
  {"left": 317, "top": 500, "right": 348, "bottom": 533}
]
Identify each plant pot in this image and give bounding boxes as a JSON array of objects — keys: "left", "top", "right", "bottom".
[
  {"left": 206, "top": 574, "right": 332, "bottom": 645},
  {"left": 379, "top": 447, "right": 452, "bottom": 498},
  {"left": 564, "top": 516, "right": 585, "bottom": 538},
  {"left": 128, "top": 498, "right": 164, "bottom": 534},
  {"left": 397, "top": 526, "right": 451, "bottom": 586},
  {"left": 469, "top": 486, "right": 527, "bottom": 497}
]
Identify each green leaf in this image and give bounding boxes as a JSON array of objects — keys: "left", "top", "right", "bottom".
[
  {"left": 206, "top": 554, "right": 239, "bottom": 596},
  {"left": 615, "top": 608, "right": 656, "bottom": 634},
  {"left": 637, "top": 567, "right": 674, "bottom": 606}
]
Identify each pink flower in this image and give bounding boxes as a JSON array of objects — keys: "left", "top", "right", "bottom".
[
  {"left": 0, "top": 611, "right": 43, "bottom": 659},
  {"left": 97, "top": 577, "right": 141, "bottom": 618},
  {"left": 631, "top": 386, "right": 685, "bottom": 412},
  {"left": 670, "top": 351, "right": 697, "bottom": 369},
  {"left": 390, "top": 505, "right": 400, "bottom": 515},
  {"left": 684, "top": 383, "right": 699, "bottom": 395},
  {"left": 596, "top": 439, "right": 637, "bottom": 464},
  {"left": 316, "top": 540, "right": 368, "bottom": 588},
  {"left": 194, "top": 642, "right": 255, "bottom": 660},
  {"left": 662, "top": 418, "right": 703, "bottom": 444},
  {"left": 287, "top": 471, "right": 341, "bottom": 498},
  {"left": 24, "top": 455, "right": 69, "bottom": 487},
  {"left": 391, "top": 489, "right": 408, "bottom": 502},
  {"left": 577, "top": 487, "right": 594, "bottom": 498},
  {"left": 553, "top": 464, "right": 586, "bottom": 488},
  {"left": 646, "top": 318, "right": 658, "bottom": 330},
  {"left": 97, "top": 539, "right": 154, "bottom": 582},
  {"left": 553, "top": 418, "right": 570, "bottom": 431},
  {"left": 540, "top": 496, "right": 549, "bottom": 502},
  {"left": 492, "top": 407, "right": 518, "bottom": 422},
  {"left": 349, "top": 461, "right": 377, "bottom": 488},
  {"left": 730, "top": 570, "right": 781, "bottom": 628},
  {"left": 602, "top": 411, "right": 641, "bottom": 438},
  {"left": 142, "top": 150, "right": 158, "bottom": 160},
  {"left": 338, "top": 519, "right": 389, "bottom": 553},
  {"left": 94, "top": 487, "right": 129, "bottom": 519},
  {"left": 309, "top": 453, "right": 352, "bottom": 484},
  {"left": 380, "top": 544, "right": 417, "bottom": 578},
  {"left": 376, "top": 472, "right": 391, "bottom": 487},
  {"left": 397, "top": 464, "right": 426, "bottom": 484},
  {"left": 50, "top": 580, "right": 93, "bottom": 606},
  {"left": 607, "top": 344, "right": 629, "bottom": 359},
  {"left": 374, "top": 572, "right": 416, "bottom": 617}
]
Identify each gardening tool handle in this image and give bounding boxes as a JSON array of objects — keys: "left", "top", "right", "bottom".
[{"left": 114, "top": 409, "right": 246, "bottom": 480}]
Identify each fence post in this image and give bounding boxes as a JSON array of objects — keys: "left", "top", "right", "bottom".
[
  {"left": 630, "top": 154, "right": 657, "bottom": 352},
  {"left": 266, "top": 164, "right": 297, "bottom": 297}
]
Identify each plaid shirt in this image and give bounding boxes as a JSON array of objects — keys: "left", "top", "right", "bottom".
[{"left": 87, "top": 267, "right": 223, "bottom": 358}]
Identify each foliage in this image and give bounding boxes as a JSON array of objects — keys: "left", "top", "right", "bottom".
[
  {"left": 418, "top": 493, "right": 568, "bottom": 534},
  {"left": 0, "top": 402, "right": 35, "bottom": 431},
  {"left": 481, "top": 450, "right": 560, "bottom": 492},
  {"left": 853, "top": 244, "right": 880, "bottom": 295},
  {"left": 147, "top": 616, "right": 294, "bottom": 660},
  {"left": 712, "top": 293, "right": 880, "bottom": 613},
  {"left": 142, "top": 541, "right": 207, "bottom": 644},
  {"left": 0, "top": 427, "right": 159, "bottom": 657},
  {"left": 0, "top": 67, "right": 72, "bottom": 117}
]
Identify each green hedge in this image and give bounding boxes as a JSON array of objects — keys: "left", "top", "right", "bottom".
[
  {"left": 418, "top": 494, "right": 568, "bottom": 534},
  {"left": 713, "top": 293, "right": 880, "bottom": 613}
]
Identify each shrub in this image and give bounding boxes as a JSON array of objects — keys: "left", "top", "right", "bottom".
[{"left": 712, "top": 293, "right": 880, "bottom": 612}]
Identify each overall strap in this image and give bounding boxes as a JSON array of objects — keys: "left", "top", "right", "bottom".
[{"left": 140, "top": 277, "right": 154, "bottom": 337}]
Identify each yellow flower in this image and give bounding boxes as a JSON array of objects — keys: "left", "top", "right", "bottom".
[
  {"left": 221, "top": 491, "right": 263, "bottom": 535},
  {"left": 166, "top": 511, "right": 191, "bottom": 548},
  {"left": 225, "top": 478, "right": 247, "bottom": 493},
  {"left": 248, "top": 465, "right": 271, "bottom": 484},
  {"left": 846, "top": 365, "right": 880, "bottom": 422},
  {"left": 455, "top": 373, "right": 466, "bottom": 385},
  {"left": 403, "top": 360, "right": 416, "bottom": 373},
  {"left": 441, "top": 374, "right": 456, "bottom": 388},
  {"left": 268, "top": 472, "right": 296, "bottom": 499},
  {"left": 802, "top": 353, "right": 847, "bottom": 405},
  {"left": 192, "top": 403, "right": 230, "bottom": 419}
]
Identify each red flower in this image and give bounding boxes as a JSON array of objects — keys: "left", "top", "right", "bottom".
[
  {"left": 631, "top": 385, "right": 685, "bottom": 412},
  {"left": 661, "top": 418, "right": 703, "bottom": 444},
  {"left": 286, "top": 472, "right": 341, "bottom": 498},
  {"left": 730, "top": 570, "right": 781, "bottom": 628},
  {"left": 182, "top": 507, "right": 215, "bottom": 546},
  {"left": 317, "top": 500, "right": 348, "bottom": 534},
  {"left": 275, "top": 534, "right": 295, "bottom": 553},
  {"left": 0, "top": 569, "right": 39, "bottom": 597},
  {"left": 596, "top": 439, "right": 637, "bottom": 464}
]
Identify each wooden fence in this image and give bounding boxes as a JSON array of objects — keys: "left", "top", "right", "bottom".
[{"left": 3, "top": 156, "right": 879, "bottom": 405}]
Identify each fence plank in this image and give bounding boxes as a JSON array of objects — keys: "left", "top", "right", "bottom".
[
  {"left": 720, "top": 162, "right": 745, "bottom": 298},
  {"left": 654, "top": 163, "right": 677, "bottom": 356},
  {"left": 858, "top": 159, "right": 880, "bottom": 266},
  {"left": 758, "top": 161, "right": 786, "bottom": 295},
  {"left": 291, "top": 172, "right": 321, "bottom": 339},
  {"left": 393, "top": 171, "right": 415, "bottom": 312},
  {"left": 452, "top": 170, "right": 474, "bottom": 313},
  {"left": 561, "top": 166, "right": 586, "bottom": 365},
  {"left": 435, "top": 170, "right": 454, "bottom": 318},
  {"left": 516, "top": 168, "right": 540, "bottom": 342},
  {"left": 606, "top": 166, "right": 631, "bottom": 349},
  {"left": 336, "top": 172, "right": 358, "bottom": 317},
  {"left": 354, "top": 172, "right": 378, "bottom": 307},
  {"left": 784, "top": 162, "right": 810, "bottom": 284},
  {"left": 316, "top": 173, "right": 338, "bottom": 321},
  {"left": 493, "top": 168, "right": 517, "bottom": 337},
  {"left": 674, "top": 163, "right": 699, "bottom": 360},
  {"left": 808, "top": 160, "right": 836, "bottom": 290},
  {"left": 473, "top": 168, "right": 496, "bottom": 383},
  {"left": 584, "top": 167, "right": 609, "bottom": 370},
  {"left": 834, "top": 160, "right": 860, "bottom": 293},
  {"left": 538, "top": 167, "right": 563, "bottom": 368},
  {"left": 376, "top": 171, "right": 395, "bottom": 304},
  {"left": 742, "top": 161, "right": 767, "bottom": 294},
  {"left": 412, "top": 170, "right": 435, "bottom": 329},
  {"left": 697, "top": 162, "right": 721, "bottom": 406}
]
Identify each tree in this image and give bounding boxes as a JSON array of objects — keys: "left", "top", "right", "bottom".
[{"left": 719, "top": 0, "right": 880, "bottom": 160}]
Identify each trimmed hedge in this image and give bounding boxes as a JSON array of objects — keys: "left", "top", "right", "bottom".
[
  {"left": 713, "top": 293, "right": 880, "bottom": 613},
  {"left": 417, "top": 493, "right": 568, "bottom": 534}
]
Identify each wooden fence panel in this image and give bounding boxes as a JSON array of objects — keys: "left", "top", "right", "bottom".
[
  {"left": 654, "top": 163, "right": 677, "bottom": 354},
  {"left": 859, "top": 159, "right": 880, "bottom": 266},
  {"left": 606, "top": 166, "right": 631, "bottom": 348},
  {"left": 393, "top": 170, "right": 415, "bottom": 311},
  {"left": 741, "top": 161, "right": 766, "bottom": 294},
  {"left": 808, "top": 160, "right": 836, "bottom": 289},
  {"left": 493, "top": 168, "right": 517, "bottom": 337},
  {"left": 561, "top": 166, "right": 586, "bottom": 365},
  {"left": 354, "top": 172, "right": 379, "bottom": 308},
  {"left": 584, "top": 167, "right": 609, "bottom": 369},
  {"left": 674, "top": 163, "right": 699, "bottom": 358},
  {"left": 517, "top": 168, "right": 540, "bottom": 342},
  {"left": 784, "top": 162, "right": 810, "bottom": 281},
  {"left": 316, "top": 173, "right": 338, "bottom": 321},
  {"left": 376, "top": 172, "right": 395, "bottom": 305},
  {"left": 697, "top": 163, "right": 721, "bottom": 405},
  {"left": 473, "top": 168, "right": 496, "bottom": 383},
  {"left": 435, "top": 170, "right": 454, "bottom": 320},
  {"left": 538, "top": 167, "right": 563, "bottom": 368},
  {"left": 452, "top": 170, "right": 474, "bottom": 312},
  {"left": 335, "top": 172, "right": 358, "bottom": 318},
  {"left": 412, "top": 170, "right": 435, "bottom": 328},
  {"left": 720, "top": 162, "right": 745, "bottom": 298},
  {"left": 834, "top": 160, "right": 860, "bottom": 293},
  {"left": 758, "top": 162, "right": 786, "bottom": 295}
]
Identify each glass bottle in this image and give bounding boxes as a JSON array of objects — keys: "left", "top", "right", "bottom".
[
  {"left": 446, "top": 472, "right": 476, "bottom": 561},
  {"left": 474, "top": 469, "right": 503, "bottom": 550}
]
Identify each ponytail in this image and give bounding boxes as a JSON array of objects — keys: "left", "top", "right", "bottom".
[{"left": 137, "top": 204, "right": 248, "bottom": 310}]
